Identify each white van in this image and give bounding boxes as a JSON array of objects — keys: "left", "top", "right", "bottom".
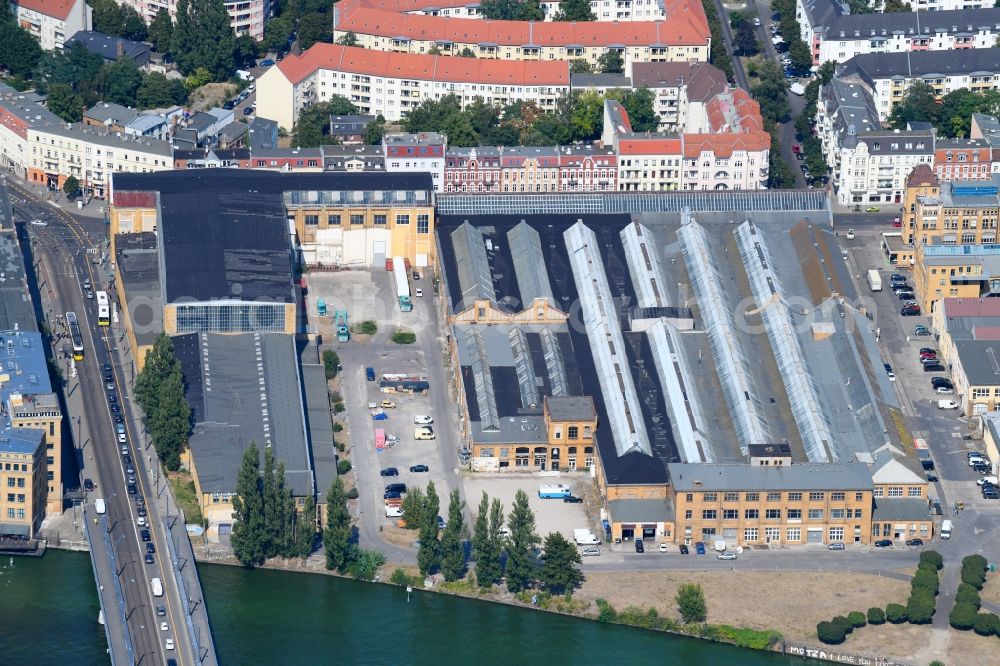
[
  {"left": 940, "top": 519, "right": 953, "bottom": 539},
  {"left": 94, "top": 498, "right": 106, "bottom": 515},
  {"left": 937, "top": 399, "right": 959, "bottom": 410},
  {"left": 150, "top": 577, "right": 163, "bottom": 597}
]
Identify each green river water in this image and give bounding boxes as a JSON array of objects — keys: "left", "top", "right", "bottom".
[{"left": 0, "top": 550, "right": 817, "bottom": 665}]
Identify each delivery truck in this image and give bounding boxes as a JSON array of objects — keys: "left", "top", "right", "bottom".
[
  {"left": 867, "top": 270, "right": 882, "bottom": 292},
  {"left": 538, "top": 484, "right": 571, "bottom": 499},
  {"left": 940, "top": 519, "right": 953, "bottom": 539},
  {"left": 573, "top": 529, "right": 600, "bottom": 545}
]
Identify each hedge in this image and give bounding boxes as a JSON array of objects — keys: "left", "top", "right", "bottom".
[
  {"left": 906, "top": 596, "right": 934, "bottom": 625},
  {"left": 912, "top": 569, "right": 940, "bottom": 595},
  {"left": 867, "top": 607, "right": 885, "bottom": 625},
  {"left": 337, "top": 459, "right": 352, "bottom": 474},
  {"left": 391, "top": 331, "right": 416, "bottom": 344},
  {"left": 832, "top": 616, "right": 853, "bottom": 635},
  {"left": 885, "top": 603, "right": 908, "bottom": 624},
  {"left": 846, "top": 611, "right": 866, "bottom": 629},
  {"left": 949, "top": 603, "right": 978, "bottom": 630},
  {"left": 817, "top": 620, "right": 846, "bottom": 645},
  {"left": 919, "top": 550, "right": 944, "bottom": 571},
  {"left": 973, "top": 612, "right": 1000, "bottom": 637},
  {"left": 956, "top": 583, "right": 982, "bottom": 609}
]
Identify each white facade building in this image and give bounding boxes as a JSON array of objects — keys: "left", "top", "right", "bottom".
[
  {"left": 10, "top": 0, "right": 91, "bottom": 51},
  {"left": 117, "top": 0, "right": 270, "bottom": 39}
]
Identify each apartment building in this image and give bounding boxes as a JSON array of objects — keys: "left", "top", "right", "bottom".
[
  {"left": 913, "top": 243, "right": 1000, "bottom": 313},
  {"left": 796, "top": 0, "right": 1000, "bottom": 64},
  {"left": 838, "top": 49, "right": 1000, "bottom": 121},
  {"left": 256, "top": 43, "right": 571, "bottom": 129},
  {"left": 444, "top": 145, "right": 619, "bottom": 193},
  {"left": 934, "top": 138, "right": 993, "bottom": 182},
  {"left": 0, "top": 430, "right": 46, "bottom": 539},
  {"left": 391, "top": 0, "right": 666, "bottom": 20},
  {"left": 0, "top": 85, "right": 61, "bottom": 178},
  {"left": 330, "top": 0, "right": 710, "bottom": 70},
  {"left": 118, "top": 0, "right": 270, "bottom": 39},
  {"left": 10, "top": 0, "right": 91, "bottom": 51},
  {"left": 870, "top": 0, "right": 990, "bottom": 10}
]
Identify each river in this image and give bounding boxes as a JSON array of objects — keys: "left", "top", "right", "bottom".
[{"left": 1, "top": 550, "right": 814, "bottom": 665}]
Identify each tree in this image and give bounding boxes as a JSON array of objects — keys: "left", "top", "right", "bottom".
[
  {"left": 676, "top": 583, "right": 707, "bottom": 623},
  {"left": 567, "top": 90, "right": 604, "bottom": 141},
  {"left": 97, "top": 58, "right": 143, "bottom": 107},
  {"left": 439, "top": 490, "right": 467, "bottom": 582},
  {"left": 147, "top": 364, "right": 191, "bottom": 471},
  {"left": 816, "top": 620, "right": 846, "bottom": 645},
  {"left": 46, "top": 83, "right": 84, "bottom": 122},
  {"left": 888, "top": 82, "right": 939, "bottom": 130},
  {"left": 570, "top": 59, "right": 593, "bottom": 74},
  {"left": 505, "top": 490, "right": 540, "bottom": 593},
  {"left": 62, "top": 176, "right": 81, "bottom": 198},
  {"left": 949, "top": 603, "right": 978, "bottom": 630},
  {"left": 471, "top": 492, "right": 497, "bottom": 588},
  {"left": 323, "top": 478, "right": 353, "bottom": 571},
  {"left": 294, "top": 495, "right": 317, "bottom": 558},
  {"left": 553, "top": 0, "right": 595, "bottom": 21},
  {"left": 401, "top": 486, "right": 425, "bottom": 530},
  {"left": 597, "top": 49, "right": 624, "bottom": 74},
  {"left": 750, "top": 61, "right": 790, "bottom": 124},
  {"left": 172, "top": 0, "right": 235, "bottom": 79},
  {"left": 911, "top": 568, "right": 940, "bottom": 595},
  {"left": 956, "top": 582, "right": 981, "bottom": 608},
  {"left": 866, "top": 607, "right": 885, "bottom": 625},
  {"left": 620, "top": 88, "right": 657, "bottom": 133},
  {"left": 264, "top": 16, "right": 295, "bottom": 52},
  {"left": 348, "top": 548, "right": 385, "bottom": 581},
  {"left": 148, "top": 9, "right": 174, "bottom": 54},
  {"left": 137, "top": 72, "right": 187, "bottom": 108},
  {"left": 294, "top": 97, "right": 360, "bottom": 147},
  {"left": 231, "top": 442, "right": 266, "bottom": 567},
  {"left": 906, "top": 593, "right": 935, "bottom": 624},
  {"left": 539, "top": 532, "right": 583, "bottom": 595},
  {"left": 336, "top": 31, "right": 358, "bottom": 46},
  {"left": 427, "top": 45, "right": 442, "bottom": 56},
  {"left": 262, "top": 446, "right": 281, "bottom": 557},
  {"left": 973, "top": 612, "right": 1000, "bottom": 636},
  {"left": 480, "top": 0, "right": 543, "bottom": 19},
  {"left": 234, "top": 34, "right": 259, "bottom": 69},
  {"left": 417, "top": 481, "right": 441, "bottom": 576},
  {"left": 458, "top": 47, "right": 477, "bottom": 58},
  {"left": 883, "top": 0, "right": 911, "bottom": 10},
  {"left": 846, "top": 611, "right": 866, "bottom": 628},
  {"left": 89, "top": 0, "right": 147, "bottom": 41},
  {"left": 363, "top": 116, "right": 386, "bottom": 145},
  {"left": 788, "top": 39, "right": 812, "bottom": 73},
  {"left": 885, "top": 603, "right": 908, "bottom": 624},
  {"left": 0, "top": 22, "right": 43, "bottom": 78},
  {"left": 735, "top": 20, "right": 759, "bottom": 56},
  {"left": 298, "top": 12, "right": 333, "bottom": 49}
]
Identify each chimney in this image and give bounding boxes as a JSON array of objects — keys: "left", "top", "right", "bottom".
[{"left": 117, "top": 40, "right": 125, "bottom": 59}]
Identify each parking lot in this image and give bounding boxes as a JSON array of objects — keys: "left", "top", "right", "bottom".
[
  {"left": 841, "top": 224, "right": 997, "bottom": 511},
  {"left": 305, "top": 269, "right": 463, "bottom": 556},
  {"left": 462, "top": 475, "right": 596, "bottom": 545}
]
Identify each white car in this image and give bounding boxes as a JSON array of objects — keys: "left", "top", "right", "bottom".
[
  {"left": 717, "top": 551, "right": 737, "bottom": 560},
  {"left": 969, "top": 456, "right": 988, "bottom": 467},
  {"left": 118, "top": 433, "right": 127, "bottom": 443},
  {"left": 30, "top": 218, "right": 47, "bottom": 226},
  {"left": 935, "top": 386, "right": 954, "bottom": 394},
  {"left": 937, "top": 400, "right": 959, "bottom": 410},
  {"left": 165, "top": 639, "right": 175, "bottom": 650},
  {"left": 846, "top": 229, "right": 855, "bottom": 239},
  {"left": 581, "top": 546, "right": 601, "bottom": 556},
  {"left": 137, "top": 516, "right": 146, "bottom": 527},
  {"left": 413, "top": 415, "right": 433, "bottom": 425},
  {"left": 415, "top": 287, "right": 423, "bottom": 297},
  {"left": 977, "top": 476, "right": 998, "bottom": 487},
  {"left": 160, "top": 622, "right": 168, "bottom": 632},
  {"left": 753, "top": 16, "right": 761, "bottom": 26},
  {"left": 658, "top": 543, "right": 669, "bottom": 553}
]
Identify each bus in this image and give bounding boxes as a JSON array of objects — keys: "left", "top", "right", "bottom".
[
  {"left": 96, "top": 291, "right": 110, "bottom": 326},
  {"left": 66, "top": 311, "right": 84, "bottom": 361}
]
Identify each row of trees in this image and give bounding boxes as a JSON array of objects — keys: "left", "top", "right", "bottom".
[
  {"left": 888, "top": 85, "right": 1000, "bottom": 139},
  {"left": 36, "top": 43, "right": 188, "bottom": 122},
  {"left": 231, "top": 441, "right": 317, "bottom": 566},
  {"left": 949, "top": 554, "right": 1000, "bottom": 635},
  {"left": 133, "top": 332, "right": 192, "bottom": 471},
  {"left": 770, "top": 0, "right": 813, "bottom": 74},
  {"left": 393, "top": 89, "right": 656, "bottom": 149},
  {"left": 398, "top": 482, "right": 469, "bottom": 580},
  {"left": 699, "top": 0, "right": 734, "bottom": 83},
  {"left": 323, "top": 477, "right": 386, "bottom": 580},
  {"left": 730, "top": 12, "right": 760, "bottom": 58}
]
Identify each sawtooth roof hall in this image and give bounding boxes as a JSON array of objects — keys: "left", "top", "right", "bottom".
[{"left": 437, "top": 201, "right": 903, "bottom": 486}]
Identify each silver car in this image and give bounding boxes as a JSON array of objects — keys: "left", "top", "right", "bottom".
[{"left": 581, "top": 546, "right": 601, "bottom": 556}]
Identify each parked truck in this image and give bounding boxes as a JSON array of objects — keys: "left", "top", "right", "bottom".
[
  {"left": 150, "top": 578, "right": 163, "bottom": 597},
  {"left": 538, "top": 484, "right": 572, "bottom": 499},
  {"left": 393, "top": 256, "right": 412, "bottom": 312},
  {"left": 867, "top": 270, "right": 882, "bottom": 292},
  {"left": 573, "top": 528, "right": 600, "bottom": 545}
]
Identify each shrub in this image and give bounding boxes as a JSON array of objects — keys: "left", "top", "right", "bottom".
[
  {"left": 867, "top": 607, "right": 885, "bottom": 625},
  {"left": 917, "top": 560, "right": 939, "bottom": 574},
  {"left": 391, "top": 331, "right": 416, "bottom": 344},
  {"left": 675, "top": 583, "right": 708, "bottom": 624},
  {"left": 963, "top": 554, "right": 988, "bottom": 572},
  {"left": 337, "top": 459, "right": 352, "bottom": 474},
  {"left": 332, "top": 422, "right": 343, "bottom": 432},
  {"left": 912, "top": 568, "right": 940, "bottom": 595},
  {"left": 949, "top": 602, "right": 978, "bottom": 630},
  {"left": 973, "top": 612, "right": 1000, "bottom": 637},
  {"left": 345, "top": 487, "right": 359, "bottom": 500},
  {"left": 919, "top": 550, "right": 944, "bottom": 571},
  {"left": 359, "top": 320, "right": 378, "bottom": 335},
  {"left": 906, "top": 595, "right": 935, "bottom": 625},
  {"left": 322, "top": 350, "right": 340, "bottom": 379},
  {"left": 817, "top": 620, "right": 846, "bottom": 645},
  {"left": 885, "top": 603, "right": 908, "bottom": 624},
  {"left": 390, "top": 568, "right": 414, "bottom": 586},
  {"left": 956, "top": 583, "right": 982, "bottom": 609},
  {"left": 846, "top": 611, "right": 866, "bottom": 629},
  {"left": 961, "top": 567, "right": 987, "bottom": 590},
  {"left": 595, "top": 598, "right": 617, "bottom": 623},
  {"left": 333, "top": 402, "right": 345, "bottom": 413},
  {"left": 831, "top": 616, "right": 853, "bottom": 635}
]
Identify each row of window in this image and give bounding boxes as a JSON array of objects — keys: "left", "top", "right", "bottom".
[
  {"left": 2, "top": 463, "right": 29, "bottom": 472},
  {"left": 302, "top": 213, "right": 431, "bottom": 233},
  {"left": 5, "top": 478, "right": 26, "bottom": 487},
  {"left": 5, "top": 493, "right": 27, "bottom": 503},
  {"left": 5, "top": 508, "right": 26, "bottom": 519},
  {"left": 689, "top": 507, "right": 865, "bottom": 521},
  {"left": 691, "top": 526, "right": 847, "bottom": 542},
  {"left": 684, "top": 490, "right": 864, "bottom": 502}
]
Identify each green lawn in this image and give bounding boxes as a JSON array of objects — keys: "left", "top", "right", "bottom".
[{"left": 169, "top": 473, "right": 204, "bottom": 526}]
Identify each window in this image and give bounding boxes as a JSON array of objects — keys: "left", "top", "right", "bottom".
[
  {"left": 874, "top": 488, "right": 884, "bottom": 497},
  {"left": 744, "top": 528, "right": 758, "bottom": 542},
  {"left": 417, "top": 214, "right": 430, "bottom": 234},
  {"left": 703, "top": 493, "right": 717, "bottom": 502},
  {"left": 788, "top": 492, "right": 802, "bottom": 501},
  {"left": 684, "top": 510, "right": 692, "bottom": 520},
  {"left": 350, "top": 214, "right": 364, "bottom": 225},
  {"left": 831, "top": 492, "right": 845, "bottom": 501},
  {"left": 723, "top": 509, "right": 738, "bottom": 520},
  {"left": 745, "top": 492, "right": 759, "bottom": 501},
  {"left": 888, "top": 487, "right": 903, "bottom": 497},
  {"left": 908, "top": 487, "right": 922, "bottom": 497},
  {"left": 830, "top": 509, "right": 845, "bottom": 519},
  {"left": 568, "top": 426, "right": 578, "bottom": 439},
  {"left": 744, "top": 509, "right": 759, "bottom": 520},
  {"left": 766, "top": 492, "right": 781, "bottom": 502},
  {"left": 765, "top": 527, "right": 780, "bottom": 542},
  {"left": 809, "top": 492, "right": 824, "bottom": 501},
  {"left": 395, "top": 214, "right": 410, "bottom": 225},
  {"left": 5, "top": 478, "right": 12, "bottom": 487},
  {"left": 304, "top": 214, "right": 319, "bottom": 226},
  {"left": 685, "top": 493, "right": 694, "bottom": 502},
  {"left": 787, "top": 508, "right": 802, "bottom": 520},
  {"left": 374, "top": 214, "right": 387, "bottom": 225},
  {"left": 855, "top": 492, "right": 864, "bottom": 501},
  {"left": 702, "top": 510, "right": 717, "bottom": 520},
  {"left": 829, "top": 527, "right": 844, "bottom": 541},
  {"left": 786, "top": 527, "right": 801, "bottom": 542},
  {"left": 808, "top": 509, "right": 823, "bottom": 520},
  {"left": 765, "top": 509, "right": 780, "bottom": 519},
  {"left": 723, "top": 492, "right": 739, "bottom": 502},
  {"left": 327, "top": 214, "right": 341, "bottom": 226},
  {"left": 16, "top": 478, "right": 24, "bottom": 488}
]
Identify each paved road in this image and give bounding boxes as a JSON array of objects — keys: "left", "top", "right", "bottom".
[{"left": 10, "top": 181, "right": 198, "bottom": 665}]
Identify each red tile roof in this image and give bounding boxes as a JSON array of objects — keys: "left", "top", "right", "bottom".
[
  {"left": 682, "top": 130, "right": 770, "bottom": 158},
  {"left": 906, "top": 163, "right": 939, "bottom": 188},
  {"left": 942, "top": 297, "right": 1000, "bottom": 318},
  {"left": 276, "top": 43, "right": 570, "bottom": 86},
  {"left": 333, "top": 0, "right": 710, "bottom": 47},
  {"left": 618, "top": 136, "right": 683, "bottom": 155},
  {"left": 12, "top": 0, "right": 77, "bottom": 20}
]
